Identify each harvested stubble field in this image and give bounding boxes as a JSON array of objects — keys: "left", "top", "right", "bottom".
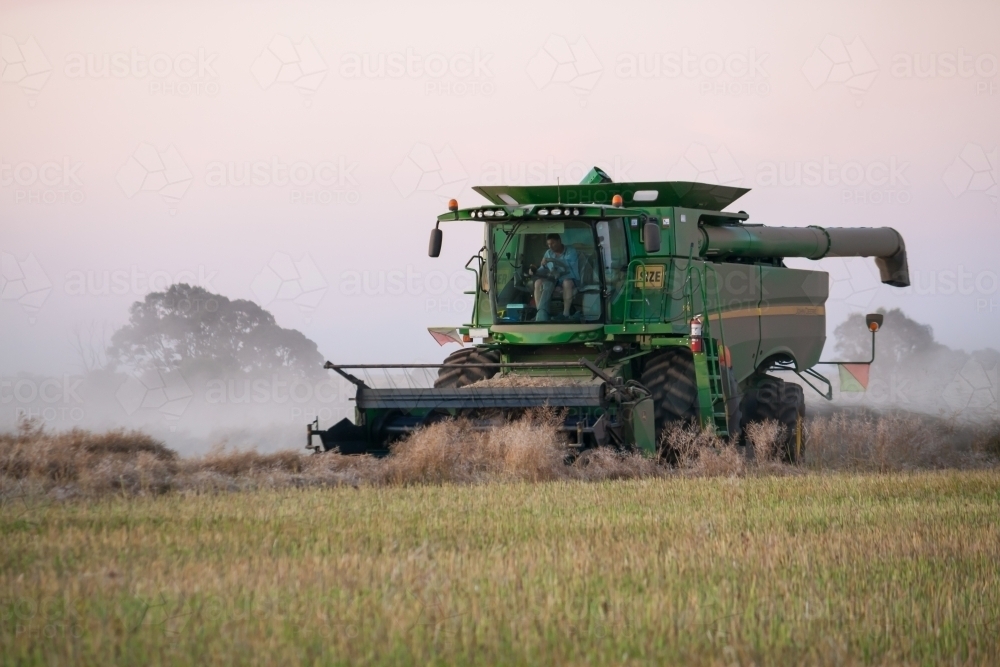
[{"left": 2, "top": 414, "right": 999, "bottom": 666}]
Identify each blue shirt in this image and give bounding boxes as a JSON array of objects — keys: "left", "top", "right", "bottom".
[{"left": 541, "top": 245, "right": 580, "bottom": 284}]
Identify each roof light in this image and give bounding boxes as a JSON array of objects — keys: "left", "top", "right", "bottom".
[
  {"left": 572, "top": 208, "right": 580, "bottom": 216},
  {"left": 612, "top": 194, "right": 623, "bottom": 207},
  {"left": 538, "top": 208, "right": 549, "bottom": 216},
  {"left": 494, "top": 210, "right": 506, "bottom": 217},
  {"left": 866, "top": 313, "right": 884, "bottom": 332},
  {"left": 551, "top": 208, "right": 562, "bottom": 215},
  {"left": 448, "top": 199, "right": 458, "bottom": 211},
  {"left": 484, "top": 210, "right": 495, "bottom": 217}
]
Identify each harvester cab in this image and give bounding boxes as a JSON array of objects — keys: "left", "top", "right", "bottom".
[{"left": 310, "top": 167, "right": 909, "bottom": 461}]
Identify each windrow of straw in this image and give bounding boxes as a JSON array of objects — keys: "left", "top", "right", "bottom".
[{"left": 2, "top": 410, "right": 997, "bottom": 498}]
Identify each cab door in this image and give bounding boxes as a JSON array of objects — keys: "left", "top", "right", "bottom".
[{"left": 596, "top": 219, "right": 630, "bottom": 323}]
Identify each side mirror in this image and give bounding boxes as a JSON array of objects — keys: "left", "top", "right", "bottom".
[
  {"left": 643, "top": 221, "right": 661, "bottom": 253},
  {"left": 865, "top": 313, "right": 884, "bottom": 332},
  {"left": 428, "top": 225, "right": 443, "bottom": 257}
]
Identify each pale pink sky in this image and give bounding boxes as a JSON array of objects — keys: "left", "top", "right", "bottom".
[{"left": 2, "top": 0, "right": 999, "bottom": 378}]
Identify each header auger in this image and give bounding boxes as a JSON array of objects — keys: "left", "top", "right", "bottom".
[{"left": 309, "top": 167, "right": 907, "bottom": 461}]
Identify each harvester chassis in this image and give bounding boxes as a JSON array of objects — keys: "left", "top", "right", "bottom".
[{"left": 307, "top": 169, "right": 904, "bottom": 462}]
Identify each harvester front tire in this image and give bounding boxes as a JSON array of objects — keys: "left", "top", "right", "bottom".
[
  {"left": 640, "top": 349, "right": 700, "bottom": 451},
  {"left": 434, "top": 347, "right": 501, "bottom": 389}
]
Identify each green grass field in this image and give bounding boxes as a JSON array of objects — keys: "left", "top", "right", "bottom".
[{"left": 2, "top": 471, "right": 998, "bottom": 666}]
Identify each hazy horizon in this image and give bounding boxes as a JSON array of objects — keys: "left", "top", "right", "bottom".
[{"left": 2, "top": 0, "right": 998, "bottom": 447}]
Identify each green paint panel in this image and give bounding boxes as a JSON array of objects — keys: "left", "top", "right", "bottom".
[
  {"left": 629, "top": 397, "right": 657, "bottom": 455},
  {"left": 490, "top": 324, "right": 604, "bottom": 345}
]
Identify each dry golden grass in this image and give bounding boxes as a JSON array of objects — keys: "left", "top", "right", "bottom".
[
  {"left": 466, "top": 373, "right": 590, "bottom": 388},
  {"left": 3, "top": 411, "right": 998, "bottom": 500},
  {"left": 381, "top": 409, "right": 568, "bottom": 484},
  {"left": 2, "top": 472, "right": 998, "bottom": 665},
  {"left": 805, "top": 410, "right": 997, "bottom": 471}
]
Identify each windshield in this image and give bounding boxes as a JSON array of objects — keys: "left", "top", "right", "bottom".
[{"left": 490, "top": 220, "right": 603, "bottom": 323}]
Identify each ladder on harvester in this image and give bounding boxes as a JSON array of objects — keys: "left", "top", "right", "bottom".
[
  {"left": 682, "top": 263, "right": 731, "bottom": 438},
  {"left": 703, "top": 337, "right": 730, "bottom": 437}
]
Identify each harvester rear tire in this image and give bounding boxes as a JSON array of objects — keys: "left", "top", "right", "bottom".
[
  {"left": 780, "top": 382, "right": 806, "bottom": 463},
  {"left": 434, "top": 347, "right": 501, "bottom": 389},
  {"left": 640, "top": 349, "right": 700, "bottom": 452},
  {"left": 740, "top": 376, "right": 805, "bottom": 463}
]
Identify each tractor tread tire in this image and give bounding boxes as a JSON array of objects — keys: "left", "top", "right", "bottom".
[
  {"left": 640, "top": 349, "right": 700, "bottom": 435},
  {"left": 434, "top": 347, "right": 501, "bottom": 389},
  {"left": 778, "top": 382, "right": 805, "bottom": 462},
  {"left": 740, "top": 376, "right": 805, "bottom": 462}
]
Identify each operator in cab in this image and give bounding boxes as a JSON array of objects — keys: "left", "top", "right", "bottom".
[{"left": 530, "top": 233, "right": 580, "bottom": 322}]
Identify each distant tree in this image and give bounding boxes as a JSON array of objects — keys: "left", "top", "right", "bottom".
[
  {"left": 109, "top": 284, "right": 324, "bottom": 377},
  {"left": 834, "top": 308, "right": 944, "bottom": 372}
]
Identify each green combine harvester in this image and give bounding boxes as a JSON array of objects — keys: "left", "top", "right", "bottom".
[{"left": 309, "top": 167, "right": 909, "bottom": 460}]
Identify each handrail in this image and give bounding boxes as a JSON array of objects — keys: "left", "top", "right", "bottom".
[
  {"left": 322, "top": 359, "right": 595, "bottom": 389},
  {"left": 704, "top": 264, "right": 729, "bottom": 360},
  {"left": 465, "top": 248, "right": 484, "bottom": 327}
]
